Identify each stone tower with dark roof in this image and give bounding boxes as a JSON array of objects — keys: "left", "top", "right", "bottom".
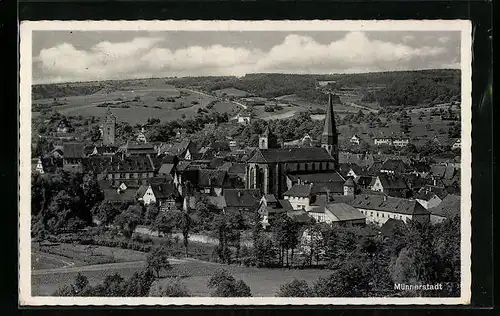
[
  {"left": 102, "top": 107, "right": 116, "bottom": 145},
  {"left": 259, "top": 126, "right": 278, "bottom": 149},
  {"left": 321, "top": 93, "right": 339, "bottom": 165}
]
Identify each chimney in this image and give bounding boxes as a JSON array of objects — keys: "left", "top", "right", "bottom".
[
  {"left": 383, "top": 195, "right": 387, "bottom": 201},
  {"left": 238, "top": 191, "right": 243, "bottom": 197}
]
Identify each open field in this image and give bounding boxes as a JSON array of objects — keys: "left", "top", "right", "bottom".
[
  {"left": 158, "top": 261, "right": 333, "bottom": 297},
  {"left": 32, "top": 243, "right": 148, "bottom": 267},
  {"left": 32, "top": 255, "right": 333, "bottom": 296},
  {"left": 33, "top": 84, "right": 241, "bottom": 125}
]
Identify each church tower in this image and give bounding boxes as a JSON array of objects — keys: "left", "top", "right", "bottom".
[
  {"left": 259, "top": 126, "right": 278, "bottom": 149},
  {"left": 321, "top": 93, "right": 339, "bottom": 164},
  {"left": 102, "top": 107, "right": 116, "bottom": 145}
]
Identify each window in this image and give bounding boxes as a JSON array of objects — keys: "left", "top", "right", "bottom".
[{"left": 382, "top": 213, "right": 384, "bottom": 217}]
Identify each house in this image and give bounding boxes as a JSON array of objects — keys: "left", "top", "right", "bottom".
[
  {"left": 219, "top": 162, "right": 247, "bottom": 189},
  {"left": 103, "top": 156, "right": 156, "bottom": 188},
  {"left": 370, "top": 174, "right": 409, "bottom": 197},
  {"left": 350, "top": 194, "right": 431, "bottom": 226},
  {"left": 350, "top": 134, "right": 361, "bottom": 145},
  {"left": 451, "top": 139, "right": 461, "bottom": 150},
  {"left": 32, "top": 158, "right": 45, "bottom": 174},
  {"left": 136, "top": 183, "right": 179, "bottom": 211},
  {"left": 283, "top": 134, "right": 317, "bottom": 148},
  {"left": 285, "top": 172, "right": 345, "bottom": 196},
  {"left": 197, "top": 169, "right": 228, "bottom": 196},
  {"left": 223, "top": 189, "right": 261, "bottom": 213},
  {"left": 346, "top": 164, "right": 364, "bottom": 178},
  {"left": 56, "top": 118, "right": 72, "bottom": 133},
  {"left": 414, "top": 190, "right": 442, "bottom": 210},
  {"left": 412, "top": 161, "right": 431, "bottom": 178},
  {"left": 258, "top": 195, "right": 295, "bottom": 229},
  {"left": 119, "top": 141, "right": 156, "bottom": 157},
  {"left": 136, "top": 128, "right": 148, "bottom": 143},
  {"left": 380, "top": 159, "right": 411, "bottom": 175},
  {"left": 62, "top": 142, "right": 86, "bottom": 173},
  {"left": 428, "top": 194, "right": 460, "bottom": 224},
  {"left": 309, "top": 203, "right": 366, "bottom": 225},
  {"left": 236, "top": 113, "right": 251, "bottom": 124},
  {"left": 283, "top": 184, "right": 314, "bottom": 211}
]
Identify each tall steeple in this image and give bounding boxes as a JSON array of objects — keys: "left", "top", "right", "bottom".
[
  {"left": 321, "top": 93, "right": 339, "bottom": 164},
  {"left": 259, "top": 126, "right": 278, "bottom": 149},
  {"left": 102, "top": 107, "right": 116, "bottom": 145}
]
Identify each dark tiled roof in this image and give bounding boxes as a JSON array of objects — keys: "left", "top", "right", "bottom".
[
  {"left": 158, "top": 163, "right": 175, "bottom": 175},
  {"left": 96, "top": 146, "right": 118, "bottom": 155},
  {"left": 83, "top": 157, "right": 112, "bottom": 174},
  {"left": 107, "top": 156, "right": 154, "bottom": 173},
  {"left": 378, "top": 174, "right": 408, "bottom": 190},
  {"left": 151, "top": 183, "right": 178, "bottom": 200},
  {"left": 247, "top": 148, "right": 334, "bottom": 163},
  {"left": 136, "top": 185, "right": 149, "bottom": 198},
  {"left": 310, "top": 182, "right": 343, "bottom": 195},
  {"left": 429, "top": 194, "right": 460, "bottom": 218},
  {"left": 176, "top": 161, "right": 192, "bottom": 173},
  {"left": 228, "top": 163, "right": 247, "bottom": 176},
  {"left": 287, "top": 210, "right": 312, "bottom": 223},
  {"left": 366, "top": 162, "right": 383, "bottom": 175},
  {"left": 262, "top": 194, "right": 277, "bottom": 203},
  {"left": 287, "top": 172, "right": 345, "bottom": 184},
  {"left": 198, "top": 169, "right": 227, "bottom": 187},
  {"left": 350, "top": 194, "right": 430, "bottom": 216},
  {"left": 430, "top": 164, "right": 447, "bottom": 178},
  {"left": 419, "top": 185, "right": 449, "bottom": 200},
  {"left": 63, "top": 142, "right": 85, "bottom": 158},
  {"left": 283, "top": 184, "right": 313, "bottom": 198},
  {"left": 381, "top": 159, "right": 410, "bottom": 173},
  {"left": 223, "top": 189, "right": 261, "bottom": 208},
  {"left": 326, "top": 203, "right": 366, "bottom": 222},
  {"left": 443, "top": 166, "right": 455, "bottom": 180}
]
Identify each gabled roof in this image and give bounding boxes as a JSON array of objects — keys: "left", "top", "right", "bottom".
[
  {"left": 344, "top": 178, "right": 356, "bottom": 187},
  {"left": 283, "top": 184, "right": 313, "bottom": 198},
  {"left": 63, "top": 142, "right": 85, "bottom": 158},
  {"left": 326, "top": 203, "right": 366, "bottom": 222},
  {"left": 227, "top": 163, "right": 247, "bottom": 176},
  {"left": 429, "top": 194, "right": 460, "bottom": 218},
  {"left": 136, "top": 185, "right": 149, "bottom": 198},
  {"left": 158, "top": 163, "right": 175, "bottom": 175},
  {"left": 420, "top": 185, "right": 449, "bottom": 200},
  {"left": 350, "top": 194, "right": 430, "bottom": 216},
  {"left": 247, "top": 148, "right": 334, "bottom": 164},
  {"left": 223, "top": 189, "right": 261, "bottom": 208},
  {"left": 262, "top": 194, "right": 277, "bottom": 203},
  {"left": 151, "top": 183, "right": 178, "bottom": 200}
]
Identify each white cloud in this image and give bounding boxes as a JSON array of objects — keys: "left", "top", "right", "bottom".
[
  {"left": 437, "top": 36, "right": 450, "bottom": 44},
  {"left": 402, "top": 35, "right": 415, "bottom": 43},
  {"left": 35, "top": 32, "right": 453, "bottom": 83}
]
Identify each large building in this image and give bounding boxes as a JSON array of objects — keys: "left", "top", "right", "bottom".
[
  {"left": 101, "top": 108, "right": 116, "bottom": 145},
  {"left": 245, "top": 93, "right": 340, "bottom": 198}
]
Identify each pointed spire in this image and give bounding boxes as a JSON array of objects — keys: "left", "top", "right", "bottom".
[{"left": 322, "top": 93, "right": 337, "bottom": 141}]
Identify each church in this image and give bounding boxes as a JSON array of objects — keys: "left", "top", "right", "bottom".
[{"left": 246, "top": 93, "right": 343, "bottom": 198}]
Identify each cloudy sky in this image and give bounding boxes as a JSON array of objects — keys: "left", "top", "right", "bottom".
[{"left": 32, "top": 30, "right": 461, "bottom": 84}]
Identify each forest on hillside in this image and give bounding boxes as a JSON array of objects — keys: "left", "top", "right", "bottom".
[{"left": 33, "top": 70, "right": 460, "bottom": 108}]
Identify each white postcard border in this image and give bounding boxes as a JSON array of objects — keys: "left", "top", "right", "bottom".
[{"left": 19, "top": 19, "right": 472, "bottom": 306}]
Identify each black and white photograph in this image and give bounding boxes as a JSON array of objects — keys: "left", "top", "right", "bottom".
[{"left": 19, "top": 20, "right": 471, "bottom": 305}]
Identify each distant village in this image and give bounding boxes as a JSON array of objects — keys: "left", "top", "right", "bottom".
[{"left": 32, "top": 92, "right": 461, "bottom": 234}]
